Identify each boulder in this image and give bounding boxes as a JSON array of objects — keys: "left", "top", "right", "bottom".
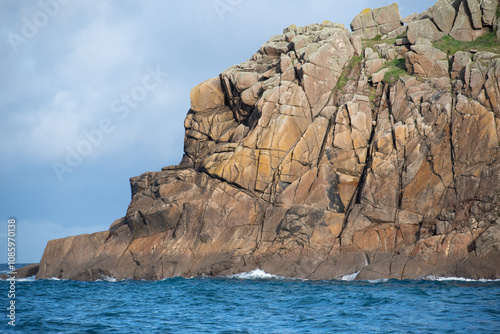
[
  {"left": 190, "top": 77, "right": 225, "bottom": 112},
  {"left": 481, "top": 0, "right": 499, "bottom": 26},
  {"left": 414, "top": 10, "right": 433, "bottom": 20},
  {"left": 372, "top": 3, "right": 403, "bottom": 34},
  {"left": 371, "top": 68, "right": 389, "bottom": 83},
  {"left": 401, "top": 12, "right": 418, "bottom": 24},
  {"left": 365, "top": 47, "right": 385, "bottom": 76},
  {"left": 450, "top": 0, "right": 487, "bottom": 41},
  {"left": 351, "top": 4, "right": 402, "bottom": 39},
  {"left": 260, "top": 40, "right": 291, "bottom": 56},
  {"left": 351, "top": 8, "right": 377, "bottom": 32},
  {"left": 0, "top": 264, "right": 39, "bottom": 279},
  {"left": 15, "top": 263, "right": 39, "bottom": 278},
  {"left": 407, "top": 19, "right": 445, "bottom": 44},
  {"left": 467, "top": 0, "right": 484, "bottom": 29},
  {"left": 387, "top": 25, "right": 408, "bottom": 39},
  {"left": 430, "top": 0, "right": 457, "bottom": 34}
]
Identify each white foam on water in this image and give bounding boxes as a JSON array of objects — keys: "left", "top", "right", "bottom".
[
  {"left": 225, "top": 269, "right": 287, "bottom": 280},
  {"left": 94, "top": 276, "right": 119, "bottom": 282},
  {"left": 422, "top": 275, "right": 500, "bottom": 282},
  {"left": 339, "top": 271, "right": 388, "bottom": 283},
  {"left": 367, "top": 278, "right": 389, "bottom": 283},
  {"left": 103, "top": 276, "right": 117, "bottom": 282},
  {"left": 340, "top": 272, "right": 360, "bottom": 281},
  {"left": 16, "top": 276, "right": 36, "bottom": 282}
]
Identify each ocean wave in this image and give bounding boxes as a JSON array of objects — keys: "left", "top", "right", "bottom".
[
  {"left": 338, "top": 272, "right": 388, "bottom": 283},
  {"left": 224, "top": 269, "right": 290, "bottom": 280},
  {"left": 3, "top": 272, "right": 497, "bottom": 283},
  {"left": 366, "top": 278, "right": 390, "bottom": 283},
  {"left": 422, "top": 275, "right": 500, "bottom": 282},
  {"left": 0, "top": 275, "right": 36, "bottom": 282},
  {"left": 95, "top": 276, "right": 118, "bottom": 282}
]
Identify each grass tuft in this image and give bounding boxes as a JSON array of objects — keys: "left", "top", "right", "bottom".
[
  {"left": 362, "top": 35, "right": 399, "bottom": 49},
  {"left": 383, "top": 58, "right": 407, "bottom": 84},
  {"left": 432, "top": 31, "right": 500, "bottom": 55},
  {"left": 333, "top": 74, "right": 349, "bottom": 93},
  {"left": 347, "top": 55, "right": 363, "bottom": 68},
  {"left": 361, "top": 33, "right": 406, "bottom": 49},
  {"left": 332, "top": 55, "right": 364, "bottom": 93}
]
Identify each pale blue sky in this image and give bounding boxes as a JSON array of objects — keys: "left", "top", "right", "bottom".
[{"left": 0, "top": 0, "right": 436, "bottom": 263}]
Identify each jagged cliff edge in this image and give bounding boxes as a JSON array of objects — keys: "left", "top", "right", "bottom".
[{"left": 36, "top": 0, "right": 500, "bottom": 281}]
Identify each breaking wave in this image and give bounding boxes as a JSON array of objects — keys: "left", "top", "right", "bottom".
[
  {"left": 224, "top": 269, "right": 289, "bottom": 280},
  {"left": 422, "top": 275, "right": 500, "bottom": 282},
  {"left": 95, "top": 276, "right": 118, "bottom": 282}
]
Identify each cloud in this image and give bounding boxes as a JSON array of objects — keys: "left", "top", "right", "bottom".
[
  {"left": 0, "top": 1, "right": 155, "bottom": 163},
  {"left": 60, "top": 13, "right": 141, "bottom": 83}
]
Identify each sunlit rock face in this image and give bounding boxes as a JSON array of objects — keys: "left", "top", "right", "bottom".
[{"left": 37, "top": 1, "right": 500, "bottom": 281}]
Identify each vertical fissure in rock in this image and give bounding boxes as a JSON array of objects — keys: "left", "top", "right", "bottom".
[
  {"left": 317, "top": 114, "right": 336, "bottom": 166},
  {"left": 129, "top": 250, "right": 141, "bottom": 266},
  {"left": 292, "top": 49, "right": 303, "bottom": 86},
  {"left": 172, "top": 205, "right": 186, "bottom": 239},
  {"left": 339, "top": 84, "right": 384, "bottom": 246},
  {"left": 345, "top": 101, "right": 363, "bottom": 164},
  {"left": 355, "top": 86, "right": 384, "bottom": 206},
  {"left": 398, "top": 143, "right": 407, "bottom": 209},
  {"left": 449, "top": 94, "right": 458, "bottom": 194},
  {"left": 387, "top": 85, "right": 404, "bottom": 209},
  {"left": 219, "top": 74, "right": 232, "bottom": 110}
]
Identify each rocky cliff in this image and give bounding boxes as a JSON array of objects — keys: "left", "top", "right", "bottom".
[{"left": 37, "top": 0, "right": 500, "bottom": 281}]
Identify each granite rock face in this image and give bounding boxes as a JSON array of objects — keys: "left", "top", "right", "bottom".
[
  {"left": 407, "top": 19, "right": 445, "bottom": 44},
  {"left": 351, "top": 4, "right": 403, "bottom": 39},
  {"left": 37, "top": 1, "right": 500, "bottom": 281},
  {"left": 405, "top": 39, "right": 449, "bottom": 78},
  {"left": 430, "top": 0, "right": 457, "bottom": 35},
  {"left": 355, "top": 0, "right": 500, "bottom": 43}
]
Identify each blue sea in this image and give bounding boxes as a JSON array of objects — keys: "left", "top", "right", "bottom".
[{"left": 0, "top": 265, "right": 499, "bottom": 333}]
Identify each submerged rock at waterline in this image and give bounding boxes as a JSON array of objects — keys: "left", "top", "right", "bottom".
[
  {"left": 37, "top": 1, "right": 500, "bottom": 281},
  {"left": 0, "top": 263, "right": 39, "bottom": 279}
]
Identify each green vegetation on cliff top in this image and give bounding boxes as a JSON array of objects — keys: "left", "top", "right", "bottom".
[
  {"left": 361, "top": 30, "right": 499, "bottom": 55},
  {"left": 432, "top": 32, "right": 500, "bottom": 55}
]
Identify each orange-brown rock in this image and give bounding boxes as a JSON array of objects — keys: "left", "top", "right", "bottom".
[
  {"left": 405, "top": 39, "right": 449, "bottom": 78},
  {"left": 37, "top": 2, "right": 500, "bottom": 281}
]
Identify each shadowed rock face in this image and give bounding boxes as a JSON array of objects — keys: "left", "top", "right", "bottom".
[{"left": 37, "top": 1, "right": 500, "bottom": 281}]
